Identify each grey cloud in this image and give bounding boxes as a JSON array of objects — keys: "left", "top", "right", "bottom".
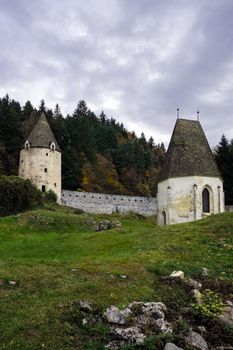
[{"left": 0, "top": 0, "right": 233, "bottom": 146}]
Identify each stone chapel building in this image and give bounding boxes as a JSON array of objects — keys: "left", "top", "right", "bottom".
[
  {"left": 157, "top": 118, "right": 225, "bottom": 225},
  {"left": 18, "top": 113, "right": 61, "bottom": 201}
]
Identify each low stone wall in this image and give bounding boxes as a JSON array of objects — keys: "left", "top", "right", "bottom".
[
  {"left": 61, "top": 190, "right": 157, "bottom": 216},
  {"left": 225, "top": 205, "right": 233, "bottom": 212}
]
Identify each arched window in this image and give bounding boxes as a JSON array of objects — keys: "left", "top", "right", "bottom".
[
  {"left": 25, "top": 140, "right": 30, "bottom": 150},
  {"left": 202, "top": 188, "right": 210, "bottom": 213},
  {"left": 42, "top": 185, "right": 46, "bottom": 192},
  {"left": 162, "top": 211, "right": 166, "bottom": 226},
  {"left": 50, "top": 141, "right": 56, "bottom": 151}
]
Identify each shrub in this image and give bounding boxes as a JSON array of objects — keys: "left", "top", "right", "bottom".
[
  {"left": 0, "top": 175, "right": 42, "bottom": 216},
  {"left": 44, "top": 189, "right": 57, "bottom": 203},
  {"left": 191, "top": 289, "right": 224, "bottom": 318}
]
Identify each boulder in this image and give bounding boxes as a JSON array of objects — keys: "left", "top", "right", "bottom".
[
  {"left": 155, "top": 318, "right": 173, "bottom": 333},
  {"left": 186, "top": 278, "right": 202, "bottom": 290},
  {"left": 111, "top": 326, "right": 145, "bottom": 344},
  {"left": 105, "top": 306, "right": 132, "bottom": 325},
  {"left": 217, "top": 306, "right": 233, "bottom": 326},
  {"left": 170, "top": 271, "right": 184, "bottom": 280},
  {"left": 164, "top": 343, "right": 184, "bottom": 350},
  {"left": 142, "top": 302, "right": 167, "bottom": 319},
  {"left": 80, "top": 300, "right": 93, "bottom": 312},
  {"left": 185, "top": 331, "right": 208, "bottom": 350}
]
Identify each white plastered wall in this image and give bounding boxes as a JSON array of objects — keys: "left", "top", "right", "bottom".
[
  {"left": 19, "top": 147, "right": 61, "bottom": 202},
  {"left": 157, "top": 176, "right": 224, "bottom": 225}
]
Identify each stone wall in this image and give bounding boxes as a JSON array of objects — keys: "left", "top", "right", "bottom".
[{"left": 61, "top": 190, "right": 157, "bottom": 216}]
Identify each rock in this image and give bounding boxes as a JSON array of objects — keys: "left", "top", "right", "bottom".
[
  {"left": 170, "top": 270, "right": 184, "bottom": 280},
  {"left": 105, "top": 306, "right": 132, "bottom": 325},
  {"left": 186, "top": 278, "right": 202, "bottom": 290},
  {"left": 185, "top": 331, "right": 208, "bottom": 350},
  {"left": 80, "top": 300, "right": 93, "bottom": 312},
  {"left": 114, "top": 220, "right": 122, "bottom": 227},
  {"left": 155, "top": 318, "right": 173, "bottom": 333},
  {"left": 111, "top": 326, "right": 145, "bottom": 344},
  {"left": 215, "top": 347, "right": 233, "bottom": 350},
  {"left": 128, "top": 301, "right": 145, "bottom": 309},
  {"left": 201, "top": 268, "right": 208, "bottom": 276},
  {"left": 164, "top": 343, "right": 184, "bottom": 350},
  {"left": 105, "top": 340, "right": 124, "bottom": 349},
  {"left": 142, "top": 302, "right": 167, "bottom": 319},
  {"left": 70, "top": 268, "right": 78, "bottom": 273},
  {"left": 8, "top": 280, "right": 17, "bottom": 286},
  {"left": 193, "top": 289, "right": 203, "bottom": 304},
  {"left": 120, "top": 275, "right": 128, "bottom": 279},
  {"left": 197, "top": 326, "right": 206, "bottom": 334},
  {"left": 95, "top": 221, "right": 112, "bottom": 231},
  {"left": 217, "top": 306, "right": 233, "bottom": 326},
  {"left": 82, "top": 318, "right": 88, "bottom": 325},
  {"left": 226, "top": 300, "right": 233, "bottom": 307}
]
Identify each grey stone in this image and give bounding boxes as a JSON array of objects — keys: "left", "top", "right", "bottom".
[
  {"left": 80, "top": 300, "right": 93, "bottom": 312},
  {"left": 170, "top": 270, "right": 185, "bottom": 280},
  {"left": 164, "top": 343, "right": 184, "bottom": 350},
  {"left": 111, "top": 326, "right": 146, "bottom": 344},
  {"left": 226, "top": 300, "right": 233, "bottom": 307},
  {"left": 217, "top": 306, "right": 233, "bottom": 326},
  {"left": 8, "top": 280, "right": 17, "bottom": 286},
  {"left": 185, "top": 331, "right": 208, "bottom": 350},
  {"left": 105, "top": 306, "right": 132, "bottom": 325},
  {"left": 202, "top": 268, "right": 208, "bottom": 276},
  {"left": 155, "top": 318, "right": 173, "bottom": 333},
  {"left": 186, "top": 278, "right": 202, "bottom": 290},
  {"left": 142, "top": 302, "right": 167, "bottom": 319}
]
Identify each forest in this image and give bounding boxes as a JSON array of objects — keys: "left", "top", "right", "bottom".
[{"left": 0, "top": 94, "right": 232, "bottom": 203}]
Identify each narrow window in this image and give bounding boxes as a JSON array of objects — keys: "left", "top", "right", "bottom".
[
  {"left": 202, "top": 188, "right": 210, "bottom": 213},
  {"left": 46, "top": 153, "right": 48, "bottom": 156},
  {"left": 54, "top": 183, "right": 56, "bottom": 188},
  {"left": 25, "top": 140, "right": 30, "bottom": 150},
  {"left": 50, "top": 141, "right": 56, "bottom": 151},
  {"left": 162, "top": 211, "right": 166, "bottom": 226},
  {"left": 42, "top": 185, "right": 46, "bottom": 192},
  {"left": 44, "top": 168, "right": 47, "bottom": 173}
]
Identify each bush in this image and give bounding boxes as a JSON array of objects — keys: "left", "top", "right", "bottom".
[
  {"left": 191, "top": 289, "right": 224, "bottom": 318},
  {"left": 44, "top": 189, "right": 57, "bottom": 203},
  {"left": 0, "top": 176, "right": 42, "bottom": 216}
]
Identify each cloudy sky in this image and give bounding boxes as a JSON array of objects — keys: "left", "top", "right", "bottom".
[{"left": 0, "top": 0, "right": 233, "bottom": 146}]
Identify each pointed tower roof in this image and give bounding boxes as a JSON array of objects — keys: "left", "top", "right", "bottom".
[
  {"left": 159, "top": 118, "right": 220, "bottom": 182},
  {"left": 26, "top": 113, "right": 61, "bottom": 151}
]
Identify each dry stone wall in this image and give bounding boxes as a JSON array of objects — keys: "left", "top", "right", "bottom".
[{"left": 62, "top": 190, "right": 157, "bottom": 216}]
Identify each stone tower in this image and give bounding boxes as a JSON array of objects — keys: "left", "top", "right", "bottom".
[
  {"left": 19, "top": 113, "right": 61, "bottom": 202},
  {"left": 157, "top": 118, "right": 224, "bottom": 226}
]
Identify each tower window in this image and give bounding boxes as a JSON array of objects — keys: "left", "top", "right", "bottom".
[
  {"left": 54, "top": 183, "right": 57, "bottom": 187},
  {"left": 46, "top": 153, "right": 48, "bottom": 156},
  {"left": 202, "top": 188, "right": 210, "bottom": 213},
  {"left": 44, "top": 168, "right": 47, "bottom": 173},
  {"left": 25, "top": 140, "right": 30, "bottom": 150},
  {"left": 42, "top": 185, "right": 46, "bottom": 192},
  {"left": 50, "top": 141, "right": 56, "bottom": 151}
]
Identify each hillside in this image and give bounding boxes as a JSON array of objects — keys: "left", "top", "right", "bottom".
[{"left": 0, "top": 208, "right": 232, "bottom": 349}]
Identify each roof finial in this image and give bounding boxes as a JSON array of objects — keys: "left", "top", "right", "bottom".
[
  {"left": 197, "top": 109, "right": 199, "bottom": 122},
  {"left": 177, "top": 107, "right": 179, "bottom": 119}
]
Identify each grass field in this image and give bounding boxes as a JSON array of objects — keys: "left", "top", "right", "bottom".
[{"left": 0, "top": 206, "right": 232, "bottom": 349}]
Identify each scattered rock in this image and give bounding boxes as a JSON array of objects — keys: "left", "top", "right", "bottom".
[
  {"left": 155, "top": 318, "right": 173, "bottom": 333},
  {"left": 217, "top": 306, "right": 233, "bottom": 326},
  {"left": 226, "top": 300, "right": 233, "bottom": 307},
  {"left": 197, "top": 326, "right": 206, "bottom": 334},
  {"left": 120, "top": 275, "right": 128, "bottom": 279},
  {"left": 82, "top": 318, "right": 88, "bottom": 325},
  {"left": 186, "top": 278, "right": 202, "bottom": 290},
  {"left": 185, "top": 330, "right": 208, "bottom": 350},
  {"left": 105, "top": 306, "right": 132, "bottom": 325},
  {"left": 170, "top": 271, "right": 185, "bottom": 280},
  {"left": 111, "top": 326, "right": 145, "bottom": 344},
  {"left": 142, "top": 302, "right": 167, "bottom": 319},
  {"left": 193, "top": 289, "right": 203, "bottom": 304},
  {"left": 164, "top": 343, "right": 184, "bottom": 350},
  {"left": 8, "top": 280, "right": 17, "bottom": 286},
  {"left": 202, "top": 268, "right": 208, "bottom": 276},
  {"left": 80, "top": 300, "right": 93, "bottom": 312},
  {"left": 113, "top": 220, "right": 122, "bottom": 227},
  {"left": 105, "top": 340, "right": 125, "bottom": 349},
  {"left": 70, "top": 268, "right": 78, "bottom": 273},
  {"left": 95, "top": 221, "right": 113, "bottom": 231}
]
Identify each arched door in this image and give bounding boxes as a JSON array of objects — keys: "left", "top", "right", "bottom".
[
  {"left": 162, "top": 211, "right": 166, "bottom": 226},
  {"left": 202, "top": 188, "right": 210, "bottom": 213}
]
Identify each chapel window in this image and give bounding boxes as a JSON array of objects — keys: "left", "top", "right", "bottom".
[{"left": 202, "top": 188, "right": 210, "bottom": 213}]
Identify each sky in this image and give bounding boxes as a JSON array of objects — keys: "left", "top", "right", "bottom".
[{"left": 0, "top": 0, "right": 233, "bottom": 147}]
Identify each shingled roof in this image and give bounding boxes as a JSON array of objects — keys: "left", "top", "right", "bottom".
[
  {"left": 25, "top": 113, "right": 61, "bottom": 152},
  {"left": 159, "top": 118, "right": 220, "bottom": 182}
]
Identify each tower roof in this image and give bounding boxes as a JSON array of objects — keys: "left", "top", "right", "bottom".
[
  {"left": 26, "top": 113, "right": 61, "bottom": 152},
  {"left": 159, "top": 118, "right": 220, "bottom": 182}
]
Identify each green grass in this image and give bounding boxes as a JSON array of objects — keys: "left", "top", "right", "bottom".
[{"left": 0, "top": 207, "right": 232, "bottom": 349}]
